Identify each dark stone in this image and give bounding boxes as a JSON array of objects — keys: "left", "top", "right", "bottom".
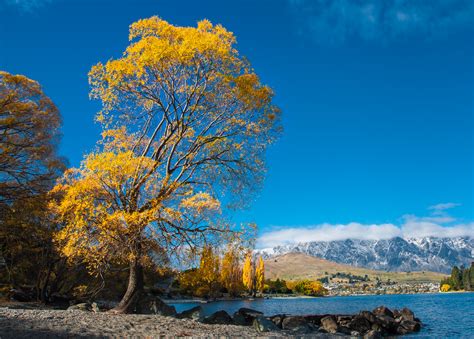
[
  {"left": 139, "top": 296, "right": 176, "bottom": 316},
  {"left": 399, "top": 307, "right": 415, "bottom": 321},
  {"left": 372, "top": 306, "right": 394, "bottom": 318},
  {"left": 176, "top": 306, "right": 202, "bottom": 320},
  {"left": 397, "top": 320, "right": 421, "bottom": 334},
  {"left": 349, "top": 315, "right": 372, "bottom": 333},
  {"left": 305, "top": 314, "right": 325, "bottom": 326},
  {"left": 375, "top": 315, "right": 398, "bottom": 334},
  {"left": 337, "top": 326, "right": 352, "bottom": 335},
  {"left": 238, "top": 307, "right": 264, "bottom": 317},
  {"left": 336, "top": 315, "right": 353, "bottom": 327},
  {"left": 253, "top": 316, "right": 279, "bottom": 332},
  {"left": 202, "top": 310, "right": 233, "bottom": 325},
  {"left": 371, "top": 323, "right": 382, "bottom": 332},
  {"left": 320, "top": 315, "right": 338, "bottom": 333},
  {"left": 364, "top": 329, "right": 382, "bottom": 339},
  {"left": 281, "top": 316, "right": 309, "bottom": 332},
  {"left": 232, "top": 312, "right": 248, "bottom": 326},
  {"left": 232, "top": 308, "right": 263, "bottom": 326},
  {"left": 359, "top": 311, "right": 377, "bottom": 324},
  {"left": 269, "top": 314, "right": 286, "bottom": 328}
]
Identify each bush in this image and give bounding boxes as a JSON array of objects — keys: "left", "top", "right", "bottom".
[
  {"left": 286, "top": 279, "right": 327, "bottom": 296},
  {"left": 440, "top": 284, "right": 451, "bottom": 292}
]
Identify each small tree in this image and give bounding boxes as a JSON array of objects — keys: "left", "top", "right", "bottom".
[
  {"left": 242, "top": 252, "right": 254, "bottom": 295},
  {"left": 198, "top": 246, "right": 220, "bottom": 298},
  {"left": 220, "top": 245, "right": 243, "bottom": 297},
  {"left": 255, "top": 256, "right": 265, "bottom": 294}
]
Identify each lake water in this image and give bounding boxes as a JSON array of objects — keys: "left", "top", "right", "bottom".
[{"left": 170, "top": 292, "right": 474, "bottom": 338}]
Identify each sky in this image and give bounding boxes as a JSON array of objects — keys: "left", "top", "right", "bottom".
[{"left": 1, "top": 0, "right": 473, "bottom": 248}]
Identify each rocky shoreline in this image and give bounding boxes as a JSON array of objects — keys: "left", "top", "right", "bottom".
[{"left": 0, "top": 300, "right": 421, "bottom": 338}]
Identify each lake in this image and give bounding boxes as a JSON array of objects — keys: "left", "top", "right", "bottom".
[{"left": 170, "top": 292, "right": 474, "bottom": 337}]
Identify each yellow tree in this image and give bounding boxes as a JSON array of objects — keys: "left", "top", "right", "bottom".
[
  {"left": 52, "top": 17, "right": 280, "bottom": 313},
  {"left": 242, "top": 252, "right": 254, "bottom": 295},
  {"left": 255, "top": 256, "right": 265, "bottom": 294},
  {"left": 198, "top": 245, "right": 220, "bottom": 297},
  {"left": 220, "top": 245, "right": 243, "bottom": 296}
]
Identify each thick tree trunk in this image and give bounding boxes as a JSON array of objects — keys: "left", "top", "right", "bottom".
[{"left": 110, "top": 259, "right": 144, "bottom": 314}]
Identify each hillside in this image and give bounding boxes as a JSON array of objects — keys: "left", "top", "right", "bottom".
[{"left": 265, "top": 252, "right": 447, "bottom": 283}]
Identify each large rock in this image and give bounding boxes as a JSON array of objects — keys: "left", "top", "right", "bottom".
[
  {"left": 375, "top": 315, "right": 398, "bottom": 334},
  {"left": 176, "top": 306, "right": 203, "bottom": 320},
  {"left": 358, "top": 311, "right": 377, "bottom": 324},
  {"left": 320, "top": 315, "right": 338, "bottom": 333},
  {"left": 281, "top": 316, "right": 311, "bottom": 333},
  {"left": 269, "top": 314, "right": 286, "bottom": 328},
  {"left": 336, "top": 315, "right": 353, "bottom": 327},
  {"left": 399, "top": 308, "right": 415, "bottom": 322},
  {"left": 372, "top": 306, "right": 394, "bottom": 318},
  {"left": 253, "top": 316, "right": 279, "bottom": 333},
  {"left": 202, "top": 310, "right": 233, "bottom": 325},
  {"left": 232, "top": 308, "right": 263, "bottom": 326},
  {"left": 349, "top": 315, "right": 372, "bottom": 333},
  {"left": 138, "top": 296, "right": 176, "bottom": 316},
  {"left": 397, "top": 320, "right": 421, "bottom": 334}
]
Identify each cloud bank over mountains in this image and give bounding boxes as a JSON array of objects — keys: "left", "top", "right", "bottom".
[
  {"left": 289, "top": 0, "right": 474, "bottom": 43},
  {"left": 257, "top": 203, "right": 473, "bottom": 248}
]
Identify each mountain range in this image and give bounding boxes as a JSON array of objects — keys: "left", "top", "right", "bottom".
[{"left": 258, "top": 237, "right": 474, "bottom": 274}]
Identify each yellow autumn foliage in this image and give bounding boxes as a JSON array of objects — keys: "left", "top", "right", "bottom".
[
  {"left": 255, "top": 256, "right": 265, "bottom": 293},
  {"left": 242, "top": 252, "right": 254, "bottom": 294},
  {"left": 440, "top": 284, "right": 451, "bottom": 292},
  {"left": 51, "top": 16, "right": 279, "bottom": 312}
]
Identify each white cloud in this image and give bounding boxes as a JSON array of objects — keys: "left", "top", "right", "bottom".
[
  {"left": 288, "top": 0, "right": 474, "bottom": 43},
  {"left": 428, "top": 202, "right": 460, "bottom": 211},
  {"left": 401, "top": 220, "right": 474, "bottom": 239},
  {"left": 257, "top": 203, "right": 473, "bottom": 248},
  {"left": 258, "top": 222, "right": 402, "bottom": 248}
]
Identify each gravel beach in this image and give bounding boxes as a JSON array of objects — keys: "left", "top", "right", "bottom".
[{"left": 0, "top": 308, "right": 269, "bottom": 338}]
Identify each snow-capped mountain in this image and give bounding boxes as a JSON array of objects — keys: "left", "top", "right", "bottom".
[{"left": 257, "top": 237, "right": 474, "bottom": 274}]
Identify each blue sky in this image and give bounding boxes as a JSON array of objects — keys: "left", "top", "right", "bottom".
[{"left": 1, "top": 0, "right": 473, "bottom": 246}]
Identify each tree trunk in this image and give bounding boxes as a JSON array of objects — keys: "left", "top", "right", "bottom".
[{"left": 110, "top": 259, "right": 144, "bottom": 314}]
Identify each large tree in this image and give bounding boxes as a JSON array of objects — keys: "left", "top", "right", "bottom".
[
  {"left": 0, "top": 71, "right": 64, "bottom": 205},
  {"left": 52, "top": 17, "right": 280, "bottom": 313},
  {"left": 0, "top": 71, "right": 66, "bottom": 301}
]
